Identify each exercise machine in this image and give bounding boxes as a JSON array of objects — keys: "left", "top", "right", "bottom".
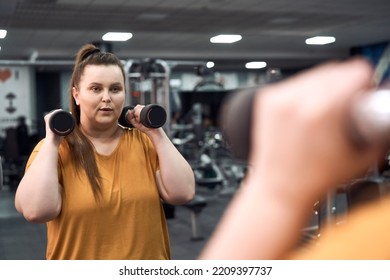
[{"left": 123, "top": 58, "right": 171, "bottom": 136}]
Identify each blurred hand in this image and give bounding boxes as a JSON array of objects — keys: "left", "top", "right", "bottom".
[{"left": 248, "top": 58, "right": 387, "bottom": 205}]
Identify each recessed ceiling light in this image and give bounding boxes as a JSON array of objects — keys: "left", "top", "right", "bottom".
[
  {"left": 245, "top": 61, "right": 267, "bottom": 69},
  {"left": 210, "top": 34, "right": 242, "bottom": 44},
  {"left": 0, "top": 29, "right": 7, "bottom": 39},
  {"left": 206, "top": 61, "right": 215, "bottom": 68},
  {"left": 102, "top": 32, "right": 133, "bottom": 42},
  {"left": 305, "top": 36, "right": 336, "bottom": 45}
]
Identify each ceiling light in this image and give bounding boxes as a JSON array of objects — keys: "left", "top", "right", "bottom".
[
  {"left": 206, "top": 61, "right": 215, "bottom": 68},
  {"left": 210, "top": 34, "right": 242, "bottom": 44},
  {"left": 305, "top": 36, "right": 336, "bottom": 45},
  {"left": 0, "top": 29, "right": 7, "bottom": 39},
  {"left": 245, "top": 61, "right": 267, "bottom": 69},
  {"left": 102, "top": 32, "right": 133, "bottom": 42}
]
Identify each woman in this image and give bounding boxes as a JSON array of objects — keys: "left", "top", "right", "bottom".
[{"left": 15, "top": 44, "right": 195, "bottom": 260}]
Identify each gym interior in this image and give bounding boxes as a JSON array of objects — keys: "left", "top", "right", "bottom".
[{"left": 1, "top": 0, "right": 390, "bottom": 260}]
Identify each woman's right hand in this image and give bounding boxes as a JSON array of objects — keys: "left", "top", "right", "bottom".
[{"left": 44, "top": 109, "right": 66, "bottom": 145}]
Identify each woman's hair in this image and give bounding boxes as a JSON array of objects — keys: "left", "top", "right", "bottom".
[{"left": 65, "top": 44, "right": 126, "bottom": 201}]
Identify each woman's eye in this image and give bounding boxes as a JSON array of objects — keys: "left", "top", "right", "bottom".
[
  {"left": 111, "top": 86, "right": 122, "bottom": 93},
  {"left": 91, "top": 86, "right": 101, "bottom": 93}
]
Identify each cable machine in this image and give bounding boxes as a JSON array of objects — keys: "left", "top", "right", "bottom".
[{"left": 124, "top": 58, "right": 171, "bottom": 136}]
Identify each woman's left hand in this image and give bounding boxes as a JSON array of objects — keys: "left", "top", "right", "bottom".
[{"left": 126, "top": 104, "right": 154, "bottom": 132}]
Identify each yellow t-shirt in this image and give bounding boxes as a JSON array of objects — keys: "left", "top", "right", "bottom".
[
  {"left": 289, "top": 193, "right": 390, "bottom": 259},
  {"left": 26, "top": 128, "right": 171, "bottom": 260}
]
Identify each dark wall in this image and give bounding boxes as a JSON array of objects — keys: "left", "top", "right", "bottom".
[{"left": 35, "top": 71, "right": 61, "bottom": 139}]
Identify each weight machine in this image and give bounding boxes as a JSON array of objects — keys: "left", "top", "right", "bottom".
[{"left": 123, "top": 58, "right": 171, "bottom": 136}]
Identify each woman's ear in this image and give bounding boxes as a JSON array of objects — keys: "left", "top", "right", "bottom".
[{"left": 72, "top": 87, "right": 80, "bottom": 105}]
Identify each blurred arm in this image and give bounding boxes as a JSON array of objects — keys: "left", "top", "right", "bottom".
[{"left": 200, "top": 58, "right": 387, "bottom": 259}]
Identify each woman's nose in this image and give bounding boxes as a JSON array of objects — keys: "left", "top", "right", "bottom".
[{"left": 102, "top": 90, "right": 111, "bottom": 102}]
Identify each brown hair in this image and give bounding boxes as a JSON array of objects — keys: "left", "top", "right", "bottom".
[{"left": 65, "top": 44, "right": 126, "bottom": 201}]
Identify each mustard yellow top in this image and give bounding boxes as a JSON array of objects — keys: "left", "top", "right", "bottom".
[
  {"left": 27, "top": 128, "right": 170, "bottom": 260},
  {"left": 290, "top": 193, "right": 390, "bottom": 259}
]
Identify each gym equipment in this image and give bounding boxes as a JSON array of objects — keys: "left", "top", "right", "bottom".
[
  {"left": 124, "top": 58, "right": 171, "bottom": 135},
  {"left": 0, "top": 156, "right": 3, "bottom": 191},
  {"left": 1, "top": 128, "right": 26, "bottom": 192},
  {"left": 118, "top": 104, "right": 167, "bottom": 128},
  {"left": 49, "top": 111, "right": 75, "bottom": 136},
  {"left": 193, "top": 153, "right": 225, "bottom": 189},
  {"left": 302, "top": 166, "right": 390, "bottom": 244},
  {"left": 182, "top": 195, "right": 207, "bottom": 241},
  {"left": 171, "top": 101, "right": 247, "bottom": 192},
  {"left": 345, "top": 178, "right": 382, "bottom": 211}
]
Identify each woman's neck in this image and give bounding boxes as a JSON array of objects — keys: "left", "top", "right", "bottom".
[
  {"left": 80, "top": 124, "right": 123, "bottom": 156},
  {"left": 80, "top": 124, "right": 121, "bottom": 143}
]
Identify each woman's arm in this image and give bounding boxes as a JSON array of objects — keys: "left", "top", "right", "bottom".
[
  {"left": 150, "top": 128, "right": 195, "bottom": 205},
  {"left": 200, "top": 58, "right": 388, "bottom": 259},
  {"left": 127, "top": 107, "right": 195, "bottom": 205},
  {"left": 15, "top": 110, "right": 63, "bottom": 223}
]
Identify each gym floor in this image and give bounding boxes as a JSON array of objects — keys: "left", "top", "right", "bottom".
[{"left": 0, "top": 184, "right": 234, "bottom": 260}]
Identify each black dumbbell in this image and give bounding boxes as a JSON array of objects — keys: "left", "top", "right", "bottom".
[
  {"left": 221, "top": 87, "right": 390, "bottom": 161},
  {"left": 49, "top": 110, "right": 75, "bottom": 136},
  {"left": 119, "top": 104, "right": 167, "bottom": 128},
  {"left": 219, "top": 88, "right": 256, "bottom": 161}
]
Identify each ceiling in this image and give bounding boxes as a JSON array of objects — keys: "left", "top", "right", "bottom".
[{"left": 0, "top": 0, "right": 390, "bottom": 71}]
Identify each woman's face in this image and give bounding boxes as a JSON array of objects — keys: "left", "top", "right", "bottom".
[{"left": 72, "top": 64, "right": 125, "bottom": 129}]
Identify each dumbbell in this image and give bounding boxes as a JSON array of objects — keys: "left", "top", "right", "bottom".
[
  {"left": 48, "top": 104, "right": 166, "bottom": 136},
  {"left": 221, "top": 88, "right": 390, "bottom": 161},
  {"left": 49, "top": 110, "right": 75, "bottom": 136},
  {"left": 219, "top": 88, "right": 256, "bottom": 161},
  {"left": 119, "top": 104, "right": 167, "bottom": 128}
]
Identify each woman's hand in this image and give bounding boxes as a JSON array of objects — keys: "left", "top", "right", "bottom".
[{"left": 44, "top": 109, "right": 67, "bottom": 146}]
